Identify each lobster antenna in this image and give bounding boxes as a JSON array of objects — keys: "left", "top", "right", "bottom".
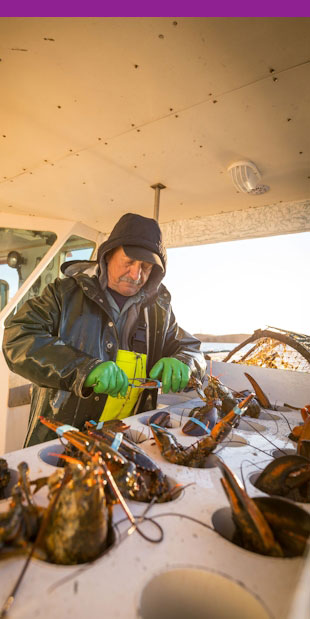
[
  {"left": 180, "top": 408, "right": 185, "bottom": 426},
  {"left": 100, "top": 459, "right": 163, "bottom": 544},
  {"left": 278, "top": 411, "right": 294, "bottom": 433},
  {"left": 240, "top": 418, "right": 287, "bottom": 455},
  {"left": 137, "top": 427, "right": 143, "bottom": 444},
  {"left": 260, "top": 409, "right": 280, "bottom": 435}
]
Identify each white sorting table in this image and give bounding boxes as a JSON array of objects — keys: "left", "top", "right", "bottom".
[{"left": 1, "top": 375, "right": 310, "bottom": 619}]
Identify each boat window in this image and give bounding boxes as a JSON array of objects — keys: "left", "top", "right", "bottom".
[
  {"left": 58, "top": 235, "right": 96, "bottom": 272},
  {"left": 15, "top": 235, "right": 95, "bottom": 310},
  {"left": 0, "top": 227, "right": 57, "bottom": 311},
  {"left": 0, "top": 280, "right": 9, "bottom": 311}
]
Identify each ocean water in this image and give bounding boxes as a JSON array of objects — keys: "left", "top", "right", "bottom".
[
  {"left": 200, "top": 342, "right": 238, "bottom": 353},
  {"left": 200, "top": 342, "right": 253, "bottom": 361}
]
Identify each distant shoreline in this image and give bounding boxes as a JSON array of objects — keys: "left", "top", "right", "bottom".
[{"left": 194, "top": 333, "right": 250, "bottom": 343}]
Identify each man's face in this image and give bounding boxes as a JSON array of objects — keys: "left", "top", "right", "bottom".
[{"left": 106, "top": 246, "right": 153, "bottom": 296}]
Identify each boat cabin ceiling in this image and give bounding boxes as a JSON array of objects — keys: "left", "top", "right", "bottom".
[{"left": 0, "top": 17, "right": 310, "bottom": 246}]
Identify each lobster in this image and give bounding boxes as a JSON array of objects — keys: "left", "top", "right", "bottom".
[
  {"left": 39, "top": 417, "right": 176, "bottom": 503},
  {"left": 253, "top": 403, "right": 310, "bottom": 502},
  {"left": 219, "top": 461, "right": 310, "bottom": 557},
  {"left": 185, "top": 372, "right": 262, "bottom": 438},
  {"left": 254, "top": 454, "right": 310, "bottom": 503},
  {"left": 0, "top": 462, "right": 41, "bottom": 555},
  {"left": 0, "top": 440, "right": 164, "bottom": 616},
  {"left": 0, "top": 458, "right": 110, "bottom": 565},
  {"left": 150, "top": 393, "right": 254, "bottom": 467},
  {"left": 85, "top": 422, "right": 174, "bottom": 501}
]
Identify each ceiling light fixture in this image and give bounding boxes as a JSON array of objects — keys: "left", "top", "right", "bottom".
[{"left": 227, "top": 161, "right": 270, "bottom": 195}]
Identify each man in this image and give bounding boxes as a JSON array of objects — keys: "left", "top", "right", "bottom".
[{"left": 3, "top": 213, "right": 206, "bottom": 446}]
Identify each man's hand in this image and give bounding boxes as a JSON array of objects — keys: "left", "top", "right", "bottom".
[
  {"left": 149, "top": 357, "right": 190, "bottom": 394},
  {"left": 84, "top": 361, "right": 129, "bottom": 397}
]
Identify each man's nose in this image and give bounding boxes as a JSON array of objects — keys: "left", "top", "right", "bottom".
[{"left": 129, "top": 262, "right": 142, "bottom": 280}]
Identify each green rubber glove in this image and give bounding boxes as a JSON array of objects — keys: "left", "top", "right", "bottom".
[
  {"left": 149, "top": 357, "right": 190, "bottom": 394},
  {"left": 84, "top": 361, "right": 129, "bottom": 397}
]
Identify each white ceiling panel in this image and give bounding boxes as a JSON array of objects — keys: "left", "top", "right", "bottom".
[{"left": 0, "top": 17, "right": 309, "bottom": 241}]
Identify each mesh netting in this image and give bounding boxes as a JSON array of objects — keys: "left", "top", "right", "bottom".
[{"left": 231, "top": 338, "right": 310, "bottom": 372}]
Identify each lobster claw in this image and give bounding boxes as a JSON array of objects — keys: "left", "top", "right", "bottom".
[
  {"left": 219, "top": 461, "right": 283, "bottom": 557},
  {"left": 244, "top": 372, "right": 272, "bottom": 409},
  {"left": 182, "top": 404, "right": 218, "bottom": 436},
  {"left": 187, "top": 376, "right": 206, "bottom": 401}
]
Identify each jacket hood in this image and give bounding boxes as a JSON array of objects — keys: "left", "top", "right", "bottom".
[
  {"left": 61, "top": 260, "right": 98, "bottom": 279},
  {"left": 96, "top": 213, "right": 167, "bottom": 302},
  {"left": 61, "top": 214, "right": 167, "bottom": 304}
]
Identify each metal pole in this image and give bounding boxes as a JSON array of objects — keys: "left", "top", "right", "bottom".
[{"left": 151, "top": 183, "right": 166, "bottom": 221}]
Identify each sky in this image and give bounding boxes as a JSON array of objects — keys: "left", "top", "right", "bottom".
[
  {"left": 1, "top": 231, "right": 309, "bottom": 337},
  {"left": 164, "top": 230, "right": 310, "bottom": 336}
]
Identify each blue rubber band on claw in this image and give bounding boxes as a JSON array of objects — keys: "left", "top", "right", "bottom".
[
  {"left": 188, "top": 418, "right": 211, "bottom": 433},
  {"left": 111, "top": 432, "right": 123, "bottom": 451},
  {"left": 96, "top": 421, "right": 104, "bottom": 430},
  {"left": 233, "top": 405, "right": 244, "bottom": 416},
  {"left": 150, "top": 423, "right": 165, "bottom": 431},
  {"left": 150, "top": 379, "right": 161, "bottom": 388},
  {"left": 56, "top": 424, "right": 79, "bottom": 436},
  {"left": 150, "top": 423, "right": 174, "bottom": 437}
]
